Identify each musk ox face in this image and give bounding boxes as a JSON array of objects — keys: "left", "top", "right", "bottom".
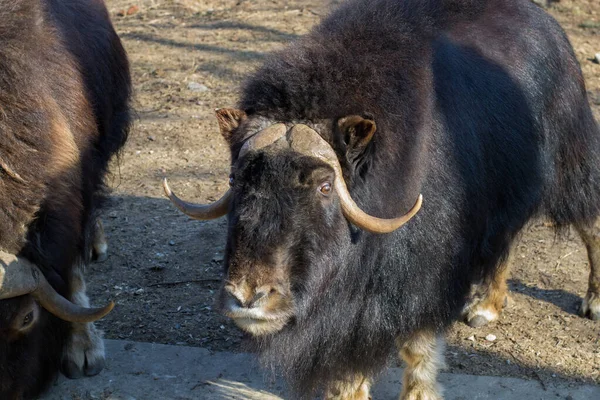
[
  {"left": 0, "top": 295, "right": 40, "bottom": 342},
  {"left": 163, "top": 108, "right": 422, "bottom": 337},
  {"left": 219, "top": 151, "right": 343, "bottom": 335}
]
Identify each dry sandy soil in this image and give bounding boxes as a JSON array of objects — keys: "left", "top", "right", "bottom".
[{"left": 89, "top": 0, "right": 600, "bottom": 390}]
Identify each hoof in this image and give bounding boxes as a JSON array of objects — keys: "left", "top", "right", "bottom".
[
  {"left": 401, "top": 384, "right": 442, "bottom": 400},
  {"left": 580, "top": 293, "right": 600, "bottom": 321},
  {"left": 467, "top": 315, "right": 490, "bottom": 328},
  {"left": 61, "top": 323, "right": 106, "bottom": 379},
  {"left": 92, "top": 241, "right": 108, "bottom": 263},
  {"left": 93, "top": 250, "right": 108, "bottom": 263}
]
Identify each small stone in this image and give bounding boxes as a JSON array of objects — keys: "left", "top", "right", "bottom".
[
  {"left": 147, "top": 136, "right": 155, "bottom": 141},
  {"left": 168, "top": 240, "right": 176, "bottom": 246},
  {"left": 187, "top": 82, "right": 209, "bottom": 92},
  {"left": 134, "top": 288, "right": 144, "bottom": 295},
  {"left": 594, "top": 53, "right": 600, "bottom": 64},
  {"left": 467, "top": 335, "right": 476, "bottom": 342},
  {"left": 485, "top": 334, "right": 497, "bottom": 342},
  {"left": 126, "top": 5, "right": 139, "bottom": 15},
  {"left": 212, "top": 253, "right": 224, "bottom": 262}
]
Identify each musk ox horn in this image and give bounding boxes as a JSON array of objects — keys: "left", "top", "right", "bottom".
[
  {"left": 0, "top": 251, "right": 114, "bottom": 323},
  {"left": 288, "top": 124, "right": 422, "bottom": 234},
  {"left": 162, "top": 123, "right": 288, "bottom": 220},
  {"left": 238, "top": 123, "right": 287, "bottom": 158},
  {"left": 162, "top": 179, "right": 231, "bottom": 220}
]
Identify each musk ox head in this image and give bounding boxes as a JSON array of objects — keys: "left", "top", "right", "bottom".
[
  {"left": 164, "top": 109, "right": 421, "bottom": 337},
  {"left": 0, "top": 252, "right": 114, "bottom": 326}
]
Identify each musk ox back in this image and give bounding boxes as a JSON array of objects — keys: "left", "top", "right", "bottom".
[
  {"left": 165, "top": 0, "right": 600, "bottom": 398},
  {"left": 0, "top": 0, "right": 130, "bottom": 398}
]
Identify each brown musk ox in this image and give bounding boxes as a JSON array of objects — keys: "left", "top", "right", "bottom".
[
  {"left": 164, "top": 0, "right": 600, "bottom": 398},
  {"left": 0, "top": 0, "right": 131, "bottom": 398}
]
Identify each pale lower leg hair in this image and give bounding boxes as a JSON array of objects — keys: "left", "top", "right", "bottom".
[
  {"left": 92, "top": 218, "right": 108, "bottom": 262},
  {"left": 574, "top": 222, "right": 600, "bottom": 321},
  {"left": 397, "top": 331, "right": 445, "bottom": 400},
  {"left": 462, "top": 250, "right": 513, "bottom": 328},
  {"left": 325, "top": 375, "right": 371, "bottom": 400},
  {"left": 62, "top": 265, "right": 106, "bottom": 378}
]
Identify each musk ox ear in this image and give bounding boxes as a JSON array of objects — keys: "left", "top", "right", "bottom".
[
  {"left": 215, "top": 108, "right": 247, "bottom": 143},
  {"left": 337, "top": 115, "right": 376, "bottom": 158}
]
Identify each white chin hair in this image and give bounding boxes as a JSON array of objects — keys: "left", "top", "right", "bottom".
[{"left": 233, "top": 317, "right": 288, "bottom": 336}]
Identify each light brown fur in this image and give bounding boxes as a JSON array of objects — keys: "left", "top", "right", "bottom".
[
  {"left": 398, "top": 331, "right": 445, "bottom": 400},
  {"left": 463, "top": 252, "right": 512, "bottom": 327},
  {"left": 325, "top": 375, "right": 371, "bottom": 400},
  {"left": 575, "top": 222, "right": 600, "bottom": 320}
]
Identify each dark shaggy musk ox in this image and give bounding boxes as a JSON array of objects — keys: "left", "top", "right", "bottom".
[
  {"left": 164, "top": 0, "right": 600, "bottom": 398},
  {"left": 0, "top": 0, "right": 130, "bottom": 398}
]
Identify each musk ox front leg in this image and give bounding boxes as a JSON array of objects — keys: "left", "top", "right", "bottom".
[
  {"left": 325, "top": 375, "right": 371, "bottom": 400},
  {"left": 575, "top": 222, "right": 600, "bottom": 321},
  {"left": 61, "top": 266, "right": 106, "bottom": 378},
  {"left": 462, "top": 252, "right": 512, "bottom": 328},
  {"left": 397, "top": 331, "right": 445, "bottom": 400}
]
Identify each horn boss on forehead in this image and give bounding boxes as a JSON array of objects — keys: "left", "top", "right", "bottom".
[
  {"left": 163, "top": 114, "right": 421, "bottom": 233},
  {"left": 287, "top": 124, "right": 422, "bottom": 234}
]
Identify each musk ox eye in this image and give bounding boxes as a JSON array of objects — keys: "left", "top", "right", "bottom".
[
  {"left": 319, "top": 182, "right": 332, "bottom": 196},
  {"left": 22, "top": 311, "right": 34, "bottom": 327},
  {"left": 229, "top": 175, "right": 234, "bottom": 186}
]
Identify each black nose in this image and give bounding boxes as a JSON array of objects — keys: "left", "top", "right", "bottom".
[{"left": 224, "top": 284, "right": 279, "bottom": 309}]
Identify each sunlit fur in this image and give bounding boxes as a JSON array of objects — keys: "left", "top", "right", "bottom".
[
  {"left": 220, "top": 0, "right": 600, "bottom": 398},
  {"left": 0, "top": 1, "right": 131, "bottom": 398}
]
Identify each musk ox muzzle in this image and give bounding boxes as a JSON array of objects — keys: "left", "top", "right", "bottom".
[
  {"left": 0, "top": 251, "right": 114, "bottom": 323},
  {"left": 163, "top": 123, "right": 422, "bottom": 233}
]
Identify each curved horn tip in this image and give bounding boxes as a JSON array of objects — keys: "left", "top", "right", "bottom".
[
  {"left": 414, "top": 194, "right": 423, "bottom": 211},
  {"left": 97, "top": 301, "right": 115, "bottom": 319},
  {"left": 162, "top": 177, "right": 172, "bottom": 197}
]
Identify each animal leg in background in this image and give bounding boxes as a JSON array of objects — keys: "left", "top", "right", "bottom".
[
  {"left": 462, "top": 249, "right": 513, "bottom": 328},
  {"left": 61, "top": 265, "right": 106, "bottom": 378},
  {"left": 92, "top": 219, "right": 108, "bottom": 262},
  {"left": 325, "top": 375, "right": 371, "bottom": 400},
  {"left": 397, "top": 331, "right": 445, "bottom": 400},
  {"left": 575, "top": 221, "right": 600, "bottom": 321}
]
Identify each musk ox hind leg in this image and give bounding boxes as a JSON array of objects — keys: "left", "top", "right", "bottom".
[
  {"left": 397, "top": 331, "right": 445, "bottom": 400},
  {"left": 462, "top": 250, "right": 513, "bottom": 328},
  {"left": 325, "top": 375, "right": 371, "bottom": 400},
  {"left": 92, "top": 218, "right": 108, "bottom": 262},
  {"left": 61, "top": 265, "right": 106, "bottom": 378},
  {"left": 574, "top": 222, "right": 600, "bottom": 320}
]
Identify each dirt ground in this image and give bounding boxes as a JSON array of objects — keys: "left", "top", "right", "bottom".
[{"left": 90, "top": 0, "right": 600, "bottom": 390}]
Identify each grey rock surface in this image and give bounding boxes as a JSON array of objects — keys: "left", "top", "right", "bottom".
[{"left": 42, "top": 340, "right": 600, "bottom": 400}]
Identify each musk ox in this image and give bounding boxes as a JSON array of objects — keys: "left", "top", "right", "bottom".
[
  {"left": 0, "top": 0, "right": 130, "bottom": 398},
  {"left": 165, "top": 0, "right": 599, "bottom": 398}
]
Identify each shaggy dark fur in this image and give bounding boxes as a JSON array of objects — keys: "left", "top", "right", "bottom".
[
  {"left": 222, "top": 0, "right": 600, "bottom": 396},
  {"left": 0, "top": 0, "right": 130, "bottom": 398}
]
